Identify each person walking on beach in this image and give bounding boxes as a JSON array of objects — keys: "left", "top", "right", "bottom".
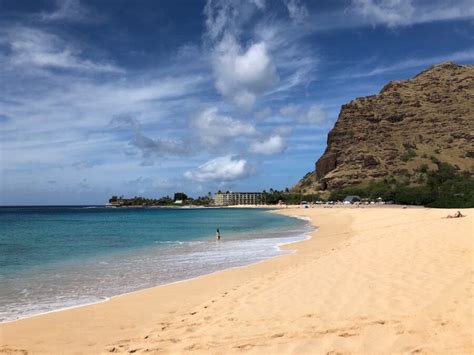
[{"left": 215, "top": 228, "right": 221, "bottom": 241}]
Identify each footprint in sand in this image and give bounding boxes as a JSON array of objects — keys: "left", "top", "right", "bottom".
[
  {"left": 0, "top": 349, "right": 28, "bottom": 355},
  {"left": 271, "top": 333, "right": 285, "bottom": 338},
  {"left": 338, "top": 332, "right": 358, "bottom": 337},
  {"left": 184, "top": 344, "right": 200, "bottom": 351},
  {"left": 234, "top": 343, "right": 253, "bottom": 350}
]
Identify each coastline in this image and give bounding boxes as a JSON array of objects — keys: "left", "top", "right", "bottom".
[
  {"left": 0, "top": 215, "right": 311, "bottom": 326},
  {"left": 0, "top": 207, "right": 309, "bottom": 324},
  {"left": 1, "top": 206, "right": 472, "bottom": 354}
]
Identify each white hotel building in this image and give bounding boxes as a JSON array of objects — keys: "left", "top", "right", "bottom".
[{"left": 214, "top": 192, "right": 264, "bottom": 206}]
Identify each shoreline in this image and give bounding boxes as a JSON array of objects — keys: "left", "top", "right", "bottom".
[
  {"left": 0, "top": 210, "right": 312, "bottom": 325},
  {"left": 1, "top": 206, "right": 472, "bottom": 354}
]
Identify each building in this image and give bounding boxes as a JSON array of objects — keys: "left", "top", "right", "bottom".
[{"left": 214, "top": 192, "right": 264, "bottom": 206}]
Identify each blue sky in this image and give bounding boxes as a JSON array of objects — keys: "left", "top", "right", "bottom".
[{"left": 1, "top": 0, "right": 473, "bottom": 205}]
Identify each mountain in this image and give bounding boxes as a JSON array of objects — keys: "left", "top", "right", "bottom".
[{"left": 294, "top": 62, "right": 474, "bottom": 193}]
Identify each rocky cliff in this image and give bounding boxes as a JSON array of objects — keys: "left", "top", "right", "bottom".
[{"left": 295, "top": 62, "right": 474, "bottom": 192}]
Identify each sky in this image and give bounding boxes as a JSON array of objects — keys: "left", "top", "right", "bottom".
[{"left": 1, "top": 0, "right": 473, "bottom": 205}]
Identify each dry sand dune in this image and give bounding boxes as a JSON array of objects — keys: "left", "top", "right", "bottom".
[{"left": 1, "top": 207, "right": 473, "bottom": 354}]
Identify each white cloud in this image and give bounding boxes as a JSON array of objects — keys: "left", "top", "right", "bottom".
[
  {"left": 1, "top": 26, "right": 121, "bottom": 72},
  {"left": 279, "top": 104, "right": 327, "bottom": 125},
  {"left": 301, "top": 0, "right": 474, "bottom": 32},
  {"left": 253, "top": 0, "right": 266, "bottom": 10},
  {"left": 184, "top": 155, "right": 251, "bottom": 182},
  {"left": 249, "top": 135, "right": 287, "bottom": 155},
  {"left": 204, "top": 0, "right": 255, "bottom": 42},
  {"left": 298, "top": 105, "right": 327, "bottom": 125},
  {"left": 279, "top": 103, "right": 300, "bottom": 117},
  {"left": 284, "top": 0, "right": 309, "bottom": 24},
  {"left": 255, "top": 107, "right": 272, "bottom": 120},
  {"left": 350, "top": 0, "right": 474, "bottom": 28},
  {"left": 351, "top": 0, "right": 414, "bottom": 27},
  {"left": 334, "top": 48, "right": 474, "bottom": 79},
  {"left": 190, "top": 107, "right": 256, "bottom": 146},
  {"left": 40, "top": 0, "right": 94, "bottom": 23},
  {"left": 212, "top": 35, "right": 279, "bottom": 110},
  {"left": 203, "top": 0, "right": 319, "bottom": 110}
]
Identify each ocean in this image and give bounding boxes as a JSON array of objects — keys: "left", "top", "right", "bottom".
[{"left": 0, "top": 206, "right": 311, "bottom": 322}]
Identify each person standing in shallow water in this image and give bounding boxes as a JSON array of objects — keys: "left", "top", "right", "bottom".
[{"left": 215, "top": 228, "right": 221, "bottom": 241}]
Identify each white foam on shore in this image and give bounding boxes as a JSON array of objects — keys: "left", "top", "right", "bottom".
[
  {"left": 290, "top": 215, "right": 312, "bottom": 222},
  {"left": 1, "top": 213, "right": 315, "bottom": 324},
  {"left": 0, "top": 297, "right": 111, "bottom": 324}
]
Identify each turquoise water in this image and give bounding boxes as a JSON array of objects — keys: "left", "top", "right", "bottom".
[{"left": 0, "top": 207, "right": 310, "bottom": 322}]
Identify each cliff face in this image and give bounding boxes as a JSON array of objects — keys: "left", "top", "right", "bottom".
[{"left": 295, "top": 62, "right": 474, "bottom": 192}]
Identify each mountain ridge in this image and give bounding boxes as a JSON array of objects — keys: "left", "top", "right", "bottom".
[{"left": 294, "top": 61, "right": 474, "bottom": 193}]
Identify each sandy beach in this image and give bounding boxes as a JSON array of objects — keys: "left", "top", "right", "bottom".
[{"left": 1, "top": 206, "right": 473, "bottom": 354}]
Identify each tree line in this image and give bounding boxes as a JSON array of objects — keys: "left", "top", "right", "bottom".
[
  {"left": 328, "top": 162, "right": 474, "bottom": 208},
  {"left": 108, "top": 162, "right": 473, "bottom": 208}
]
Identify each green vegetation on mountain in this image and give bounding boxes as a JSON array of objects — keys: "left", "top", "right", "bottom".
[
  {"left": 328, "top": 162, "right": 474, "bottom": 207},
  {"left": 294, "top": 62, "right": 474, "bottom": 208}
]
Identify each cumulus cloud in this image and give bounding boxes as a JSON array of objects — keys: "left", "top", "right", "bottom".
[
  {"left": 190, "top": 107, "right": 256, "bottom": 146},
  {"left": 203, "top": 0, "right": 282, "bottom": 109},
  {"left": 184, "top": 155, "right": 251, "bottom": 182},
  {"left": 279, "top": 104, "right": 327, "bottom": 125},
  {"left": 249, "top": 135, "right": 287, "bottom": 155},
  {"left": 1, "top": 26, "right": 121, "bottom": 72},
  {"left": 212, "top": 35, "right": 279, "bottom": 110}
]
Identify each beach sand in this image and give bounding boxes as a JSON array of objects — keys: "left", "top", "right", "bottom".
[{"left": 1, "top": 207, "right": 473, "bottom": 354}]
